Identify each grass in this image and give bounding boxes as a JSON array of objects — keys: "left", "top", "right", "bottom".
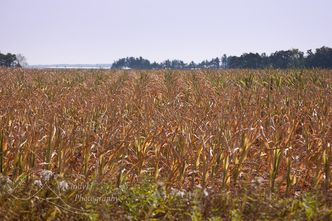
[{"left": 0, "top": 68, "right": 331, "bottom": 220}]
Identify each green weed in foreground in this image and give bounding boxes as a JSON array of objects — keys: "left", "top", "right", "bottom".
[{"left": 0, "top": 174, "right": 331, "bottom": 220}]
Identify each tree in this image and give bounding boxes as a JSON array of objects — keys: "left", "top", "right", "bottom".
[
  {"left": 111, "top": 57, "right": 151, "bottom": 69},
  {"left": 0, "top": 52, "right": 20, "bottom": 67},
  {"left": 188, "top": 61, "right": 197, "bottom": 69},
  {"left": 227, "top": 56, "right": 241, "bottom": 68},
  {"left": 16, "top": 54, "right": 28, "bottom": 67},
  {"left": 209, "top": 57, "right": 220, "bottom": 69},
  {"left": 270, "top": 49, "right": 304, "bottom": 69},
  {"left": 240, "top": 53, "right": 263, "bottom": 68},
  {"left": 161, "top": 60, "right": 172, "bottom": 69},
  {"left": 305, "top": 47, "right": 332, "bottom": 68},
  {"left": 221, "top": 54, "right": 228, "bottom": 68}
]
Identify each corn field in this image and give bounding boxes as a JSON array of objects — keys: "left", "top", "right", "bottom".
[{"left": 0, "top": 68, "right": 331, "bottom": 220}]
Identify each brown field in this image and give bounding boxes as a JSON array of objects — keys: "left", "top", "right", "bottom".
[{"left": 0, "top": 68, "right": 331, "bottom": 220}]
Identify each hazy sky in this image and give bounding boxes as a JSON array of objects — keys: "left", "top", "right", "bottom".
[{"left": 1, "top": 0, "right": 332, "bottom": 65}]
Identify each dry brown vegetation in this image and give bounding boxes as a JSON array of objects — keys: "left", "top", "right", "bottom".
[{"left": 0, "top": 68, "right": 331, "bottom": 220}]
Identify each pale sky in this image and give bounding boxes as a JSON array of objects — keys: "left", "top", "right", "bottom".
[{"left": 1, "top": 0, "right": 331, "bottom": 65}]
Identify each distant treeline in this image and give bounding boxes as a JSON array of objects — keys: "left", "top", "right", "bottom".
[
  {"left": 112, "top": 46, "right": 332, "bottom": 69},
  {"left": 0, "top": 52, "right": 27, "bottom": 67},
  {"left": 2, "top": 46, "right": 332, "bottom": 69}
]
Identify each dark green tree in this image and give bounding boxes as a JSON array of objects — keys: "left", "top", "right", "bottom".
[{"left": 0, "top": 52, "right": 20, "bottom": 67}]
